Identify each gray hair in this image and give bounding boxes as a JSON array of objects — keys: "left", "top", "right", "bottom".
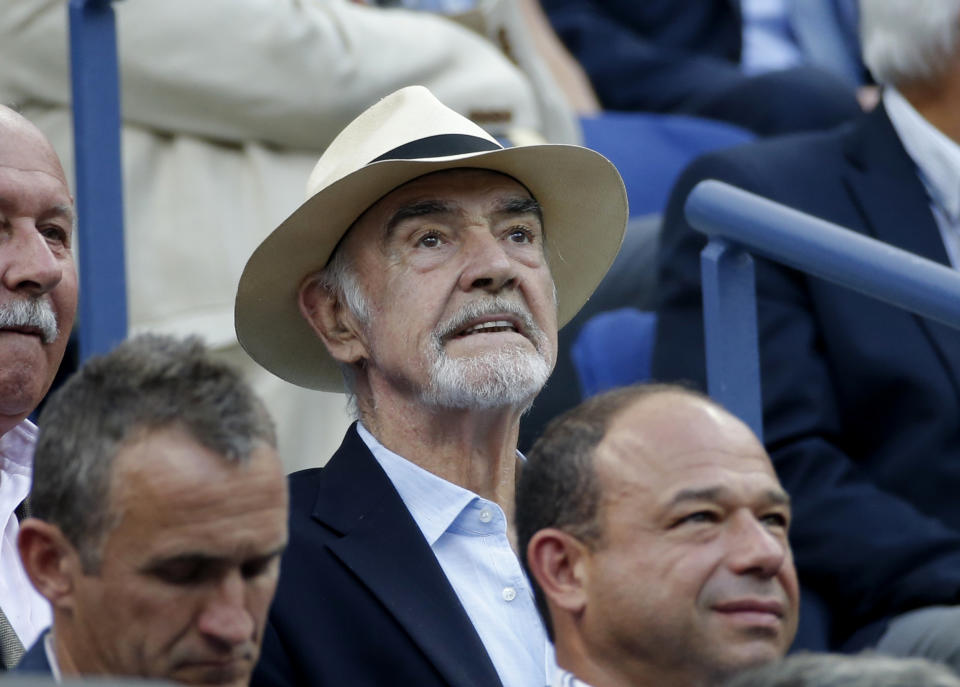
[
  {"left": 313, "top": 243, "right": 370, "bottom": 417},
  {"left": 31, "top": 334, "right": 277, "bottom": 572},
  {"left": 724, "top": 651, "right": 960, "bottom": 687},
  {"left": 516, "top": 382, "right": 714, "bottom": 640},
  {"left": 860, "top": 0, "right": 960, "bottom": 86}
]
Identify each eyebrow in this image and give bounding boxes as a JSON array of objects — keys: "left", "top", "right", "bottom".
[
  {"left": 497, "top": 196, "right": 542, "bottom": 221},
  {"left": 383, "top": 196, "right": 543, "bottom": 239},
  {"left": 43, "top": 204, "right": 76, "bottom": 227},
  {"left": 146, "top": 545, "right": 286, "bottom": 569},
  {"left": 668, "top": 486, "right": 791, "bottom": 508},
  {"left": 385, "top": 200, "right": 455, "bottom": 237},
  {"left": 0, "top": 200, "right": 76, "bottom": 228}
]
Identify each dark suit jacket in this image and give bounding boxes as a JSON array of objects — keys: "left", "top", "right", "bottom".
[
  {"left": 13, "top": 634, "right": 51, "bottom": 675},
  {"left": 542, "top": 0, "right": 859, "bottom": 136},
  {"left": 251, "top": 424, "right": 503, "bottom": 687},
  {"left": 653, "top": 104, "right": 960, "bottom": 646},
  {"left": 542, "top": 0, "right": 743, "bottom": 113}
]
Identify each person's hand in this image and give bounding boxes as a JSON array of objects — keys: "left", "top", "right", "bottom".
[{"left": 857, "top": 85, "right": 881, "bottom": 111}]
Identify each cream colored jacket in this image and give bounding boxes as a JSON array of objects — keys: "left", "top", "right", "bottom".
[{"left": 0, "top": 0, "right": 577, "bottom": 347}]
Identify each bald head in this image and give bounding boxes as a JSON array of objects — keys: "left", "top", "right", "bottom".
[
  {"left": 0, "top": 105, "right": 77, "bottom": 435},
  {"left": 595, "top": 390, "right": 772, "bottom": 499},
  {"left": 518, "top": 385, "right": 799, "bottom": 687},
  {"left": 0, "top": 106, "right": 67, "bottom": 183}
]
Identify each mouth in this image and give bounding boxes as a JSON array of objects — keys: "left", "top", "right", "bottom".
[
  {"left": 712, "top": 599, "right": 785, "bottom": 624},
  {"left": 0, "top": 326, "right": 45, "bottom": 339},
  {"left": 453, "top": 316, "right": 523, "bottom": 339}
]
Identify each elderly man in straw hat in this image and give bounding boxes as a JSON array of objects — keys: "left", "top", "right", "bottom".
[{"left": 238, "top": 85, "right": 627, "bottom": 687}]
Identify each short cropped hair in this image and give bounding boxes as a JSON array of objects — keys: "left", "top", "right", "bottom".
[
  {"left": 860, "top": 0, "right": 960, "bottom": 87},
  {"left": 516, "top": 383, "right": 714, "bottom": 639},
  {"left": 724, "top": 651, "right": 960, "bottom": 687},
  {"left": 31, "top": 334, "right": 277, "bottom": 572}
]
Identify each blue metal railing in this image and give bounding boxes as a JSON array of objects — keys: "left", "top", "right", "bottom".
[
  {"left": 686, "top": 179, "right": 960, "bottom": 439},
  {"left": 68, "top": 0, "right": 127, "bottom": 360}
]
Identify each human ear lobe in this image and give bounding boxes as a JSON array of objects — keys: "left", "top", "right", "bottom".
[
  {"left": 17, "top": 519, "right": 79, "bottom": 607},
  {"left": 298, "top": 274, "right": 368, "bottom": 364},
  {"left": 527, "top": 528, "right": 589, "bottom": 615}
]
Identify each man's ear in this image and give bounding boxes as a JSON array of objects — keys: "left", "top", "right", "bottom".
[
  {"left": 299, "top": 274, "right": 369, "bottom": 365},
  {"left": 18, "top": 519, "right": 81, "bottom": 608},
  {"left": 527, "top": 528, "right": 590, "bottom": 615}
]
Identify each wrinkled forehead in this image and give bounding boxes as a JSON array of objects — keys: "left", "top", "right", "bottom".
[{"left": 342, "top": 168, "right": 538, "bottom": 244}]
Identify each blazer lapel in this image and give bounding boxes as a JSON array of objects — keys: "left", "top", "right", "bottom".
[
  {"left": 311, "top": 426, "right": 503, "bottom": 687},
  {"left": 842, "top": 104, "right": 960, "bottom": 384}
]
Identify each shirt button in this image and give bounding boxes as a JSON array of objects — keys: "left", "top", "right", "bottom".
[
  {"left": 479, "top": 509, "right": 492, "bottom": 523},
  {"left": 502, "top": 586, "right": 517, "bottom": 602}
]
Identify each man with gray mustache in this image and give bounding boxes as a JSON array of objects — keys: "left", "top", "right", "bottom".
[
  {"left": 238, "top": 86, "right": 627, "bottom": 687},
  {"left": 0, "top": 105, "right": 78, "bottom": 669}
]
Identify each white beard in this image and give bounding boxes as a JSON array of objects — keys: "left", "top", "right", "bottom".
[{"left": 421, "top": 339, "right": 552, "bottom": 410}]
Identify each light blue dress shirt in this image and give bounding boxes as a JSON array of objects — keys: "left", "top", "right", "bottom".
[
  {"left": 357, "top": 422, "right": 554, "bottom": 687},
  {"left": 884, "top": 87, "right": 960, "bottom": 269},
  {"left": 552, "top": 668, "right": 593, "bottom": 687}
]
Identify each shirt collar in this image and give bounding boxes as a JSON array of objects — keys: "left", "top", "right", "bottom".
[
  {"left": 0, "top": 419, "right": 37, "bottom": 475},
  {"left": 552, "top": 668, "right": 594, "bottom": 687},
  {"left": 44, "top": 631, "right": 62, "bottom": 683},
  {"left": 884, "top": 87, "right": 960, "bottom": 222},
  {"left": 357, "top": 421, "right": 477, "bottom": 546}
]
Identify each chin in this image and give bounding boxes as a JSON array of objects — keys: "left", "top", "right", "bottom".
[
  {"left": 171, "top": 662, "right": 253, "bottom": 687},
  {"left": 720, "top": 641, "right": 785, "bottom": 678}
]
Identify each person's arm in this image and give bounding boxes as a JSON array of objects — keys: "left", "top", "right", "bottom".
[
  {"left": 0, "top": 0, "right": 540, "bottom": 150},
  {"left": 515, "top": 0, "right": 599, "bottom": 115},
  {"left": 653, "top": 150, "right": 960, "bottom": 626}
]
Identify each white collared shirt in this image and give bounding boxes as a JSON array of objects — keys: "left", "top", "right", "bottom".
[
  {"left": 740, "top": 0, "right": 803, "bottom": 75},
  {"left": 357, "top": 422, "right": 555, "bottom": 687},
  {"left": 43, "top": 631, "right": 62, "bottom": 682},
  {"left": 0, "top": 420, "right": 51, "bottom": 648},
  {"left": 552, "top": 667, "right": 594, "bottom": 687},
  {"left": 883, "top": 87, "right": 960, "bottom": 268}
]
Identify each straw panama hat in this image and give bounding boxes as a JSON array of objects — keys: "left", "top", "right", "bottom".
[{"left": 235, "top": 85, "right": 628, "bottom": 391}]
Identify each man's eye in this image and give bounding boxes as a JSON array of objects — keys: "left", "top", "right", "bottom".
[
  {"left": 416, "top": 232, "right": 442, "bottom": 248},
  {"left": 152, "top": 562, "right": 204, "bottom": 585},
  {"left": 760, "top": 512, "right": 789, "bottom": 529},
  {"left": 241, "top": 555, "right": 279, "bottom": 580},
  {"left": 508, "top": 227, "right": 533, "bottom": 244},
  {"left": 674, "top": 511, "right": 719, "bottom": 527},
  {"left": 40, "top": 225, "right": 69, "bottom": 246}
]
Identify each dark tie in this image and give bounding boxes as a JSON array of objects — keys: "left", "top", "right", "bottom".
[
  {"left": 0, "top": 498, "right": 31, "bottom": 669},
  {"left": 0, "top": 605, "right": 24, "bottom": 669}
]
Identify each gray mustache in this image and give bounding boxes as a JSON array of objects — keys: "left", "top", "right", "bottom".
[
  {"left": 436, "top": 297, "right": 540, "bottom": 343},
  {"left": 0, "top": 298, "right": 58, "bottom": 344}
]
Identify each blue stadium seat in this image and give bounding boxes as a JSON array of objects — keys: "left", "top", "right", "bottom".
[
  {"left": 579, "top": 111, "right": 755, "bottom": 217},
  {"left": 571, "top": 308, "right": 658, "bottom": 398}
]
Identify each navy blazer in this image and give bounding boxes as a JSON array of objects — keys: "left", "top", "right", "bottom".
[
  {"left": 14, "top": 634, "right": 52, "bottom": 675},
  {"left": 653, "top": 104, "right": 960, "bottom": 645},
  {"left": 542, "top": 0, "right": 743, "bottom": 113},
  {"left": 252, "top": 424, "right": 502, "bottom": 687}
]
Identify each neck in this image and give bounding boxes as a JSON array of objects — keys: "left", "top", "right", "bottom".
[
  {"left": 52, "top": 626, "right": 80, "bottom": 679},
  {"left": 555, "top": 632, "right": 713, "bottom": 687},
  {"left": 898, "top": 65, "right": 960, "bottom": 144},
  {"left": 358, "top": 388, "right": 525, "bottom": 515},
  {"left": 0, "top": 414, "right": 26, "bottom": 438}
]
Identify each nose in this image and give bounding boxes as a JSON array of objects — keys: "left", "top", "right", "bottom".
[
  {"left": 457, "top": 230, "right": 517, "bottom": 294},
  {"left": 726, "top": 511, "right": 788, "bottom": 579},
  {"left": 196, "top": 572, "right": 255, "bottom": 647},
  {"left": 2, "top": 224, "right": 63, "bottom": 296}
]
